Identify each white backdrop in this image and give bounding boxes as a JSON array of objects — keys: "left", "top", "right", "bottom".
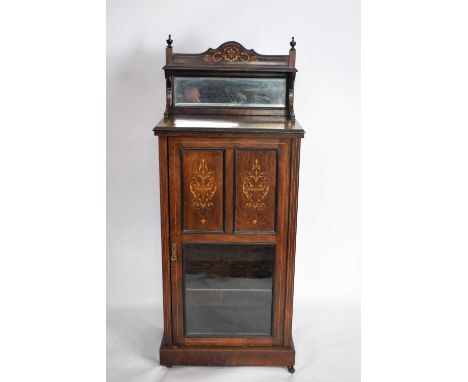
[{"left": 107, "top": 0, "right": 360, "bottom": 380}]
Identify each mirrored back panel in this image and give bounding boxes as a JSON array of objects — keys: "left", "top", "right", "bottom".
[{"left": 174, "top": 77, "right": 286, "bottom": 108}]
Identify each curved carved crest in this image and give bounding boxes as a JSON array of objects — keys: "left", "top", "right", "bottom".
[
  {"left": 203, "top": 42, "right": 259, "bottom": 63},
  {"left": 171, "top": 41, "right": 290, "bottom": 66}
]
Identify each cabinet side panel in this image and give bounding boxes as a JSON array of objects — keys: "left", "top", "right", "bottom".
[
  {"left": 283, "top": 138, "right": 301, "bottom": 347},
  {"left": 158, "top": 136, "right": 173, "bottom": 346}
]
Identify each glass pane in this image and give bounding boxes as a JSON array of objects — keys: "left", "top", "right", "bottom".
[
  {"left": 183, "top": 243, "right": 275, "bottom": 337},
  {"left": 174, "top": 77, "right": 286, "bottom": 107}
]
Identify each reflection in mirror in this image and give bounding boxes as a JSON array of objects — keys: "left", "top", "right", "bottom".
[{"left": 174, "top": 77, "right": 286, "bottom": 107}]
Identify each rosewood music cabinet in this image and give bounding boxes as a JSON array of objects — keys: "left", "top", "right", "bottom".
[{"left": 153, "top": 36, "right": 304, "bottom": 373}]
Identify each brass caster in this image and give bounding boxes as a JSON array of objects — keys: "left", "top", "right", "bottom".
[{"left": 287, "top": 366, "right": 295, "bottom": 374}]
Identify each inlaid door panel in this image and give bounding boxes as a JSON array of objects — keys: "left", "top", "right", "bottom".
[
  {"left": 235, "top": 149, "right": 277, "bottom": 233},
  {"left": 181, "top": 149, "right": 224, "bottom": 232}
]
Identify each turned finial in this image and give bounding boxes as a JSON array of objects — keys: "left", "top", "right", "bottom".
[
  {"left": 290, "top": 36, "right": 296, "bottom": 50},
  {"left": 166, "top": 34, "right": 173, "bottom": 48}
]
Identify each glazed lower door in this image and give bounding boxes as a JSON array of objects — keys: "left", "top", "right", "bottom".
[
  {"left": 183, "top": 243, "right": 275, "bottom": 338},
  {"left": 171, "top": 241, "right": 281, "bottom": 347}
]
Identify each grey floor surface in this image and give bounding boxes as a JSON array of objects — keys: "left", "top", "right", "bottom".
[{"left": 107, "top": 303, "right": 360, "bottom": 382}]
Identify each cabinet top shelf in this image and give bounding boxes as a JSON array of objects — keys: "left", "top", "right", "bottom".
[
  {"left": 153, "top": 115, "right": 304, "bottom": 136},
  {"left": 161, "top": 38, "right": 299, "bottom": 121}
]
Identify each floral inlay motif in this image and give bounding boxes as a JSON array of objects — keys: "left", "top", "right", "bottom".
[
  {"left": 242, "top": 159, "right": 270, "bottom": 211},
  {"left": 203, "top": 45, "right": 258, "bottom": 63},
  {"left": 189, "top": 159, "right": 217, "bottom": 224}
]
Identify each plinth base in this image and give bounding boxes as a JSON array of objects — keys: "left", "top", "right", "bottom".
[{"left": 160, "top": 340, "right": 295, "bottom": 368}]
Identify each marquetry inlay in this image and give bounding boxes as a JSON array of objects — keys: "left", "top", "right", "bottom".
[
  {"left": 203, "top": 45, "right": 258, "bottom": 63},
  {"left": 189, "top": 159, "right": 217, "bottom": 224},
  {"left": 242, "top": 159, "right": 270, "bottom": 212}
]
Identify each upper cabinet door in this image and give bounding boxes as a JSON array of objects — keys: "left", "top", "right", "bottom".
[
  {"left": 168, "top": 137, "right": 289, "bottom": 237},
  {"left": 235, "top": 150, "right": 277, "bottom": 233}
]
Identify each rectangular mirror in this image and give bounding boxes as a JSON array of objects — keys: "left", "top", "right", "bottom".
[{"left": 174, "top": 77, "right": 286, "bottom": 108}]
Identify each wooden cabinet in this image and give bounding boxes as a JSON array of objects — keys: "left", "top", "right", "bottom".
[{"left": 154, "top": 37, "right": 304, "bottom": 373}]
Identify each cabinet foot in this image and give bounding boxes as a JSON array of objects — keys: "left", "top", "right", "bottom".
[{"left": 287, "top": 366, "right": 295, "bottom": 374}]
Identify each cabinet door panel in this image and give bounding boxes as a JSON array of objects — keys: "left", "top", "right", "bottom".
[
  {"left": 168, "top": 137, "right": 290, "bottom": 347},
  {"left": 182, "top": 149, "right": 224, "bottom": 232},
  {"left": 183, "top": 243, "right": 275, "bottom": 338},
  {"left": 235, "top": 150, "right": 277, "bottom": 232}
]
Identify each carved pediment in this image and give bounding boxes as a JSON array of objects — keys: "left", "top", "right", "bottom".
[
  {"left": 169, "top": 39, "right": 293, "bottom": 67},
  {"left": 202, "top": 42, "right": 259, "bottom": 63}
]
